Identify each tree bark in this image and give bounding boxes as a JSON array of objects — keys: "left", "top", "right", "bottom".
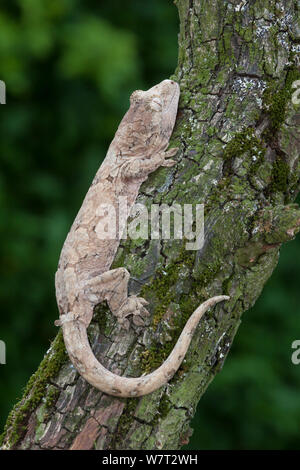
[{"left": 1, "top": 0, "right": 300, "bottom": 450}]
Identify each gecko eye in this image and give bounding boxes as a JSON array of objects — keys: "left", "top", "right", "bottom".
[{"left": 150, "top": 97, "right": 162, "bottom": 111}]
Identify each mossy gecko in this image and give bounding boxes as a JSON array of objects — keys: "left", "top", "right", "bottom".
[{"left": 55, "top": 79, "right": 229, "bottom": 397}]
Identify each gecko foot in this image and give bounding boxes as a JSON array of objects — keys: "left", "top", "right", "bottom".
[
  {"left": 160, "top": 147, "right": 179, "bottom": 167},
  {"left": 115, "top": 295, "right": 150, "bottom": 330}
]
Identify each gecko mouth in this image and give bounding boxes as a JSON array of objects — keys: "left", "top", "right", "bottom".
[{"left": 164, "top": 82, "right": 180, "bottom": 114}]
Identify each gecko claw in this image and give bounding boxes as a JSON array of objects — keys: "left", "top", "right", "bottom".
[
  {"left": 165, "top": 147, "right": 179, "bottom": 157},
  {"left": 161, "top": 159, "right": 176, "bottom": 167}
]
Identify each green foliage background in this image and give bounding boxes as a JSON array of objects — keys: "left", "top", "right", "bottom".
[{"left": 0, "top": 0, "right": 299, "bottom": 450}]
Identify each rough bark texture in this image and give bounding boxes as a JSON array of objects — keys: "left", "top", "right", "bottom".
[{"left": 1, "top": 0, "right": 300, "bottom": 450}]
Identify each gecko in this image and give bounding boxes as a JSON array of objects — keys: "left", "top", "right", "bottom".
[{"left": 55, "top": 79, "right": 229, "bottom": 397}]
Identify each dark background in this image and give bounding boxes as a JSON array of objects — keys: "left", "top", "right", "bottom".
[{"left": 0, "top": 0, "right": 300, "bottom": 450}]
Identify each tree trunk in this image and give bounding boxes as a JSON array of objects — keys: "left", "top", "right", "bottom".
[{"left": 1, "top": 0, "right": 299, "bottom": 450}]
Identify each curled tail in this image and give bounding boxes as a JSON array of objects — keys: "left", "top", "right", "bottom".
[{"left": 61, "top": 295, "right": 229, "bottom": 397}]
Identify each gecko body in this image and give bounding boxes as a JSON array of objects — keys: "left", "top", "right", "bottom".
[{"left": 55, "top": 80, "right": 229, "bottom": 397}]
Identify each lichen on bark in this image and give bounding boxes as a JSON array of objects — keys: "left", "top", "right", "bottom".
[{"left": 1, "top": 0, "right": 300, "bottom": 450}]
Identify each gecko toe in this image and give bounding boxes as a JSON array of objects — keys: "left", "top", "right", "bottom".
[
  {"left": 165, "top": 147, "right": 179, "bottom": 157},
  {"left": 132, "top": 315, "right": 145, "bottom": 327},
  {"left": 162, "top": 159, "right": 176, "bottom": 167}
]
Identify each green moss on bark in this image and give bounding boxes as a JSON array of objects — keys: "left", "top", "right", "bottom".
[
  {"left": 263, "top": 67, "right": 300, "bottom": 134},
  {"left": 270, "top": 158, "right": 290, "bottom": 193},
  {"left": 1, "top": 331, "right": 67, "bottom": 448},
  {"left": 110, "top": 398, "right": 139, "bottom": 449}
]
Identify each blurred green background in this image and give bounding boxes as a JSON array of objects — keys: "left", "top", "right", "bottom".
[{"left": 0, "top": 0, "right": 300, "bottom": 450}]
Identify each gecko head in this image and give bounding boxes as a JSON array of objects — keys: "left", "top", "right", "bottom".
[
  {"left": 129, "top": 79, "right": 180, "bottom": 130},
  {"left": 131, "top": 80, "right": 179, "bottom": 109}
]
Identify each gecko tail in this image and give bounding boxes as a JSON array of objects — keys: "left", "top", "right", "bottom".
[{"left": 61, "top": 295, "right": 229, "bottom": 397}]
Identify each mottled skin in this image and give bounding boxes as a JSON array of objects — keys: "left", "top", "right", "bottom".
[{"left": 55, "top": 80, "right": 229, "bottom": 397}]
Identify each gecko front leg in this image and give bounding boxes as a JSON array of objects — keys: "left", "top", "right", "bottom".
[{"left": 122, "top": 147, "right": 179, "bottom": 180}]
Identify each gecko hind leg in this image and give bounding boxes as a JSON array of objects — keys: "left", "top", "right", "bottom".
[{"left": 84, "top": 268, "right": 150, "bottom": 330}]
